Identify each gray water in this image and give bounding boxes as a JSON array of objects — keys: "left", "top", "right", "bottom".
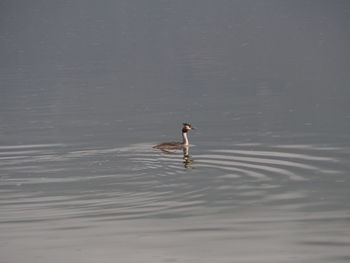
[{"left": 1, "top": 1, "right": 350, "bottom": 262}]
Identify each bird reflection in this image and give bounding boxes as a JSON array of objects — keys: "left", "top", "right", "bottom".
[
  {"left": 157, "top": 146, "right": 194, "bottom": 168},
  {"left": 182, "top": 146, "right": 193, "bottom": 168}
]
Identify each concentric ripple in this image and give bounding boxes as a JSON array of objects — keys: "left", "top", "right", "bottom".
[
  {"left": 196, "top": 147, "right": 339, "bottom": 181},
  {"left": 0, "top": 142, "right": 349, "bottom": 225}
]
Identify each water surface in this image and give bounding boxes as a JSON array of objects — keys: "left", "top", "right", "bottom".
[{"left": 1, "top": 1, "right": 350, "bottom": 262}]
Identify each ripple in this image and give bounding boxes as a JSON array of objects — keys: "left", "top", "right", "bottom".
[
  {"left": 212, "top": 149, "right": 335, "bottom": 161},
  {"left": 197, "top": 157, "right": 306, "bottom": 181},
  {"left": 192, "top": 144, "right": 345, "bottom": 183},
  {"left": 0, "top": 144, "right": 65, "bottom": 150},
  {"left": 0, "top": 141, "right": 349, "bottom": 224}
]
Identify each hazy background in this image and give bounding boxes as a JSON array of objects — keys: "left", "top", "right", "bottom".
[{"left": 1, "top": 0, "right": 349, "bottom": 146}]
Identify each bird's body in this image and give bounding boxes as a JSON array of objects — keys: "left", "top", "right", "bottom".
[{"left": 153, "top": 123, "right": 195, "bottom": 150}]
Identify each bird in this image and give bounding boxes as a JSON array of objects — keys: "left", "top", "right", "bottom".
[{"left": 153, "top": 123, "right": 195, "bottom": 150}]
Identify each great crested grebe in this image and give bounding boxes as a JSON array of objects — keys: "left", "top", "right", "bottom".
[{"left": 153, "top": 123, "right": 195, "bottom": 150}]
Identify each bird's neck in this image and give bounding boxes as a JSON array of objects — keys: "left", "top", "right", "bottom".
[{"left": 182, "top": 132, "right": 189, "bottom": 145}]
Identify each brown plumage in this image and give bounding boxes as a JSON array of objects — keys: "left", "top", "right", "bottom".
[{"left": 153, "top": 123, "right": 195, "bottom": 150}]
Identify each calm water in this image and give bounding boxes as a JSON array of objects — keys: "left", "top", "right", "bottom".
[{"left": 1, "top": 1, "right": 350, "bottom": 262}]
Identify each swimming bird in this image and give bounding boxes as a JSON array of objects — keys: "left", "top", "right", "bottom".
[{"left": 153, "top": 123, "right": 195, "bottom": 150}]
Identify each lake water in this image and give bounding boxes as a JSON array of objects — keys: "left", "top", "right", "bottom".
[{"left": 1, "top": 1, "right": 350, "bottom": 262}]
